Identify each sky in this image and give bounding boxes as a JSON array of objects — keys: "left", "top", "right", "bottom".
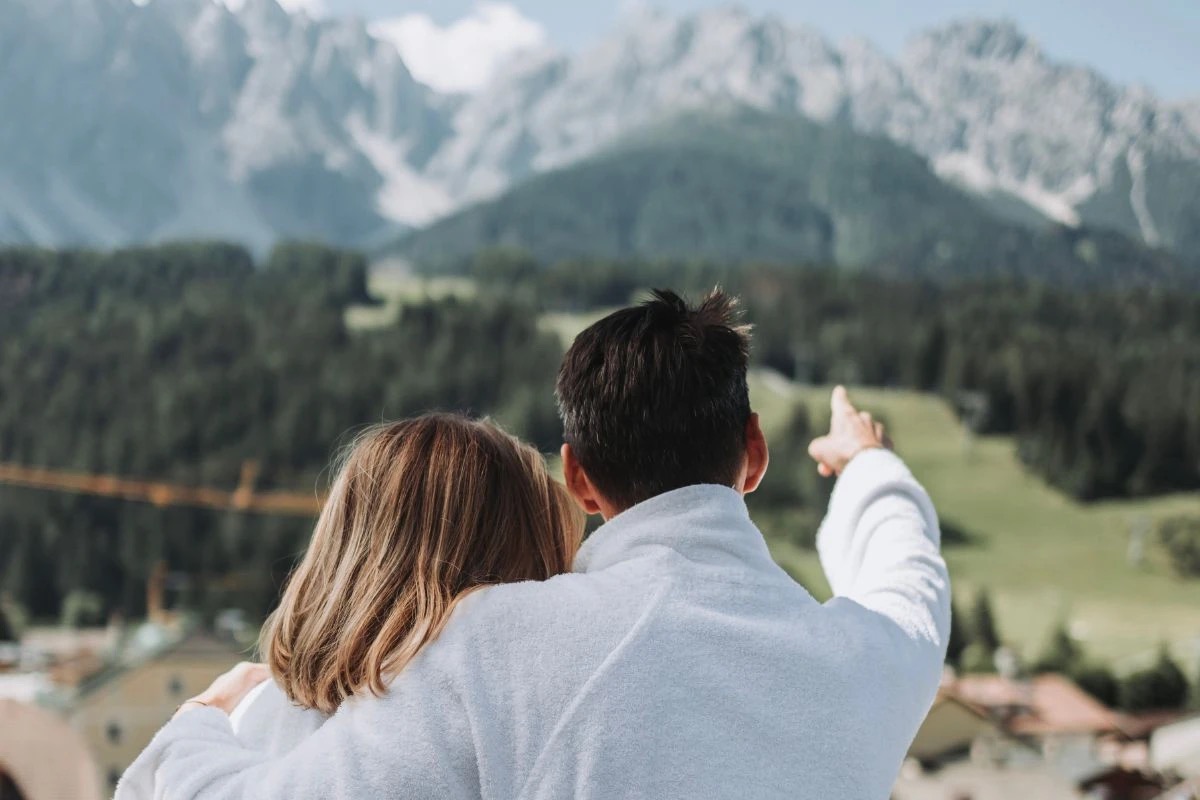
[{"left": 281, "top": 0, "right": 1200, "bottom": 99}]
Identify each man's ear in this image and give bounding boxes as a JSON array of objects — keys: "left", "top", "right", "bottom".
[
  {"left": 561, "top": 443, "right": 604, "bottom": 515},
  {"left": 740, "top": 413, "right": 769, "bottom": 495}
]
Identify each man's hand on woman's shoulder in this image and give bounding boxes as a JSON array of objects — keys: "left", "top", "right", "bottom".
[{"left": 807, "top": 386, "right": 892, "bottom": 478}]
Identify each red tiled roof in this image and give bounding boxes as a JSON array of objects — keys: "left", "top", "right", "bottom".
[
  {"left": 946, "top": 673, "right": 1121, "bottom": 736},
  {"left": 1116, "top": 709, "right": 1192, "bottom": 741}
]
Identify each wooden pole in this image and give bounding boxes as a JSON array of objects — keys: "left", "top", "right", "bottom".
[{"left": 0, "top": 462, "right": 322, "bottom": 517}]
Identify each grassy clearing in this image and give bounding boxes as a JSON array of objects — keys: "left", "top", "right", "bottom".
[
  {"left": 538, "top": 308, "right": 620, "bottom": 346},
  {"left": 751, "top": 375, "right": 1200, "bottom": 672},
  {"left": 345, "top": 270, "right": 476, "bottom": 329}
]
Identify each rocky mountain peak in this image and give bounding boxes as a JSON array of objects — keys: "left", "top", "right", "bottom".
[
  {"left": 914, "top": 18, "right": 1035, "bottom": 62},
  {"left": 1, "top": 2, "right": 1197, "bottom": 267}
]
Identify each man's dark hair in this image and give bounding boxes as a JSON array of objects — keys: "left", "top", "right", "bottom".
[{"left": 556, "top": 288, "right": 752, "bottom": 510}]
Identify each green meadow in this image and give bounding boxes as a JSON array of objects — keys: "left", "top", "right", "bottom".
[
  {"left": 753, "top": 375, "right": 1200, "bottom": 673},
  {"left": 344, "top": 267, "right": 476, "bottom": 329}
]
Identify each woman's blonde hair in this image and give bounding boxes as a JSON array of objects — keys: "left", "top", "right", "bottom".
[{"left": 263, "top": 413, "right": 584, "bottom": 713}]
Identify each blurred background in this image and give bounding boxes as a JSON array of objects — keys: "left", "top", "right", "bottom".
[{"left": 1, "top": 1, "right": 1199, "bottom": 798}]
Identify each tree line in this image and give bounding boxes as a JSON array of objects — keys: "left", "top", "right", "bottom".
[{"left": 951, "top": 589, "right": 1198, "bottom": 712}]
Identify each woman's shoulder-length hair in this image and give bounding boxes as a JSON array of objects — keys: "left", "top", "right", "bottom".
[{"left": 262, "top": 412, "right": 584, "bottom": 714}]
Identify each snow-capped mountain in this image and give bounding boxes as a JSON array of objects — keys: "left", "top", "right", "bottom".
[
  {"left": 433, "top": 9, "right": 1200, "bottom": 259},
  {"left": 0, "top": 0, "right": 449, "bottom": 249},
  {"left": 2, "top": 0, "right": 1198, "bottom": 260}
]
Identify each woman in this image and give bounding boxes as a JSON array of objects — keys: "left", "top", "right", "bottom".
[{"left": 117, "top": 413, "right": 584, "bottom": 794}]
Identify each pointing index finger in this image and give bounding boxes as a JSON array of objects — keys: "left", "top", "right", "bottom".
[{"left": 831, "top": 385, "right": 856, "bottom": 417}]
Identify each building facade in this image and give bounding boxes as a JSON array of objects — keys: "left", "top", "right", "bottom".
[{"left": 68, "top": 631, "right": 245, "bottom": 795}]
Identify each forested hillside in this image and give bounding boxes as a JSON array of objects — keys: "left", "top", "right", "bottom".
[
  {"left": 395, "top": 111, "right": 1191, "bottom": 287},
  {"left": 0, "top": 243, "right": 565, "bottom": 621}
]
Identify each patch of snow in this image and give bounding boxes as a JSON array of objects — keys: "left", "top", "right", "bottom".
[
  {"left": 345, "top": 114, "right": 453, "bottom": 226},
  {"left": 1125, "top": 147, "right": 1161, "bottom": 246},
  {"left": 933, "top": 152, "right": 1087, "bottom": 226}
]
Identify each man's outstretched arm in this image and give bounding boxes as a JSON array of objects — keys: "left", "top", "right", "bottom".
[{"left": 808, "top": 387, "right": 951, "bottom": 672}]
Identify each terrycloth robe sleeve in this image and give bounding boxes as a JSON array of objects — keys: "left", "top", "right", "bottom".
[
  {"left": 227, "top": 680, "right": 327, "bottom": 755},
  {"left": 815, "top": 448, "right": 952, "bottom": 672},
  {"left": 118, "top": 668, "right": 480, "bottom": 800},
  {"left": 114, "top": 681, "right": 328, "bottom": 800}
]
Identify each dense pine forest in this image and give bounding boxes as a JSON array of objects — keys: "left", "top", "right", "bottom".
[
  {"left": 0, "top": 243, "right": 565, "bottom": 622},
  {"left": 1, "top": 243, "right": 1198, "bottom": 638}
]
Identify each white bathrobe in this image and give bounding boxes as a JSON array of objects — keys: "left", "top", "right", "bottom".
[{"left": 118, "top": 448, "right": 950, "bottom": 799}]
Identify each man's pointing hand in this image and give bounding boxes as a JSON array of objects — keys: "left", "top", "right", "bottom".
[{"left": 807, "top": 386, "right": 891, "bottom": 478}]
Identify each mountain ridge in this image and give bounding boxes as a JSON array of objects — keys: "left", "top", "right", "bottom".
[
  {"left": 1, "top": 0, "right": 1197, "bottom": 268},
  {"left": 396, "top": 108, "right": 1190, "bottom": 287},
  {"left": 431, "top": 9, "right": 1200, "bottom": 260},
  {"left": 0, "top": 0, "right": 448, "bottom": 249}
]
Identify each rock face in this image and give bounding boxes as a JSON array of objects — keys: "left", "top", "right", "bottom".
[
  {"left": 0, "top": 0, "right": 449, "bottom": 249},
  {"left": 433, "top": 11, "right": 1200, "bottom": 259},
  {"left": 2, "top": 1, "right": 1198, "bottom": 259}
]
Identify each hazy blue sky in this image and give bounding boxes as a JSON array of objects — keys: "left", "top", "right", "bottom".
[{"left": 311, "top": 0, "right": 1200, "bottom": 100}]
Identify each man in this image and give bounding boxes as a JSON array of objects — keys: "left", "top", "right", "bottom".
[{"left": 137, "top": 289, "right": 949, "bottom": 798}]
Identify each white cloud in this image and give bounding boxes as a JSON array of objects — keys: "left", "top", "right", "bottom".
[{"left": 370, "top": 2, "right": 547, "bottom": 94}]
